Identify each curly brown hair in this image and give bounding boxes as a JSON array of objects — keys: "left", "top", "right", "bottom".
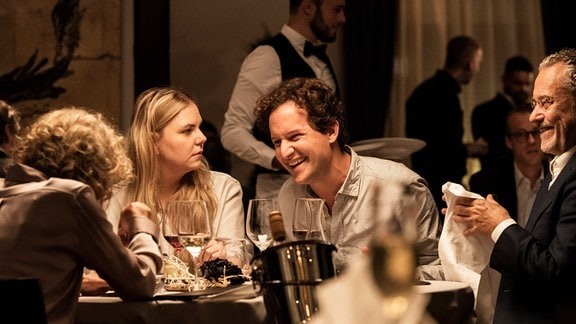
[
  {"left": 13, "top": 107, "right": 133, "bottom": 202},
  {"left": 254, "top": 77, "right": 348, "bottom": 150}
]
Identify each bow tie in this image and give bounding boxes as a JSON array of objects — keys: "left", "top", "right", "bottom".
[{"left": 304, "top": 41, "right": 329, "bottom": 62}]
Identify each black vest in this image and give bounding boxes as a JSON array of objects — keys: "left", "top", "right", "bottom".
[{"left": 253, "top": 33, "right": 339, "bottom": 175}]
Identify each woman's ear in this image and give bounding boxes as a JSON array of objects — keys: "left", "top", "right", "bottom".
[{"left": 152, "top": 132, "right": 160, "bottom": 155}]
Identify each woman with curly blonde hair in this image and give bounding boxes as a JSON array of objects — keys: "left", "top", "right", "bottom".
[
  {"left": 15, "top": 107, "right": 133, "bottom": 202},
  {"left": 0, "top": 107, "right": 162, "bottom": 323},
  {"left": 106, "top": 86, "right": 247, "bottom": 260}
]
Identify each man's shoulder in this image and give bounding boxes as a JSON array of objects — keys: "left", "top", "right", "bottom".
[
  {"left": 407, "top": 71, "right": 457, "bottom": 100},
  {"left": 0, "top": 177, "right": 89, "bottom": 202},
  {"left": 473, "top": 93, "right": 510, "bottom": 112},
  {"left": 209, "top": 170, "right": 241, "bottom": 187},
  {"left": 469, "top": 161, "right": 513, "bottom": 188},
  {"left": 358, "top": 155, "right": 420, "bottom": 182}
]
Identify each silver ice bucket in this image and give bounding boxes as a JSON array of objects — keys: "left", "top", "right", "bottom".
[{"left": 251, "top": 240, "right": 337, "bottom": 324}]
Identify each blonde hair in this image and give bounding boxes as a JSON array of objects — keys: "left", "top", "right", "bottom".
[
  {"left": 126, "top": 86, "right": 217, "bottom": 221},
  {"left": 13, "top": 107, "right": 133, "bottom": 202}
]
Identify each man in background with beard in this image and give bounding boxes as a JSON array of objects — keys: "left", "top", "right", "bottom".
[
  {"left": 221, "top": 0, "right": 346, "bottom": 200},
  {"left": 472, "top": 55, "right": 535, "bottom": 169}
]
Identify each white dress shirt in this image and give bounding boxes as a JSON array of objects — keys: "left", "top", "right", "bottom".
[{"left": 514, "top": 163, "right": 543, "bottom": 228}]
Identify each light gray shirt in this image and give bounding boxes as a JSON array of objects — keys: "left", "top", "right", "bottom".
[{"left": 277, "top": 148, "right": 443, "bottom": 279}]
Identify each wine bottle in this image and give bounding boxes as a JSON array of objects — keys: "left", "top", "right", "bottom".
[{"left": 268, "top": 210, "right": 287, "bottom": 245}]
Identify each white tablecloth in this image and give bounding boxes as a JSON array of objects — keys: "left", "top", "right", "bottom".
[{"left": 76, "top": 283, "right": 270, "bottom": 324}]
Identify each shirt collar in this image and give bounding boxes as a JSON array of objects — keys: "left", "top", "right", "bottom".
[
  {"left": 281, "top": 24, "right": 325, "bottom": 55},
  {"left": 513, "top": 161, "right": 543, "bottom": 188},
  {"left": 4, "top": 163, "right": 48, "bottom": 187},
  {"left": 499, "top": 91, "right": 516, "bottom": 107},
  {"left": 301, "top": 146, "right": 357, "bottom": 198},
  {"left": 550, "top": 145, "right": 576, "bottom": 181},
  {"left": 281, "top": 24, "right": 309, "bottom": 54},
  {"left": 338, "top": 146, "right": 361, "bottom": 197}
]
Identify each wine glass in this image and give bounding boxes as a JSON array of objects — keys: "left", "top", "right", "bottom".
[
  {"left": 246, "top": 198, "right": 278, "bottom": 252},
  {"left": 220, "top": 238, "right": 252, "bottom": 277},
  {"left": 369, "top": 185, "right": 418, "bottom": 321},
  {"left": 292, "top": 198, "right": 327, "bottom": 241},
  {"left": 167, "top": 200, "right": 212, "bottom": 290},
  {"left": 161, "top": 210, "right": 182, "bottom": 255}
]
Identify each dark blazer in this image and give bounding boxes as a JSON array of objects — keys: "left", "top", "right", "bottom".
[
  {"left": 406, "top": 70, "right": 467, "bottom": 212},
  {"left": 491, "top": 153, "right": 576, "bottom": 323},
  {"left": 469, "top": 156, "right": 518, "bottom": 220},
  {"left": 472, "top": 93, "right": 514, "bottom": 169},
  {"left": 469, "top": 156, "right": 549, "bottom": 222}
]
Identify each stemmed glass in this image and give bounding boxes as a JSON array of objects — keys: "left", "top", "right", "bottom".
[
  {"left": 246, "top": 198, "right": 278, "bottom": 252},
  {"left": 292, "top": 198, "right": 327, "bottom": 241},
  {"left": 369, "top": 185, "right": 418, "bottom": 322},
  {"left": 166, "top": 200, "right": 212, "bottom": 290},
  {"left": 220, "top": 238, "right": 252, "bottom": 277}
]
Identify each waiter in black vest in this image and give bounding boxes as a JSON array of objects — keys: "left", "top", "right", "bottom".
[{"left": 221, "top": 0, "right": 345, "bottom": 199}]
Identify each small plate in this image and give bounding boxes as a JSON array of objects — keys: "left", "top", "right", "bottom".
[
  {"left": 153, "top": 282, "right": 249, "bottom": 300},
  {"left": 351, "top": 137, "right": 425, "bottom": 161}
]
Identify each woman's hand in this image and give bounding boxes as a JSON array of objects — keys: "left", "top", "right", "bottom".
[{"left": 198, "top": 240, "right": 223, "bottom": 264}]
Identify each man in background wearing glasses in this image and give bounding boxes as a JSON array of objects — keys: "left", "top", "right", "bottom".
[{"left": 469, "top": 104, "right": 548, "bottom": 227}]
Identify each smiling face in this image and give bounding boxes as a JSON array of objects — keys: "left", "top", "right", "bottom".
[
  {"left": 154, "top": 103, "right": 206, "bottom": 179},
  {"left": 530, "top": 62, "right": 576, "bottom": 156},
  {"left": 269, "top": 100, "right": 338, "bottom": 186}
]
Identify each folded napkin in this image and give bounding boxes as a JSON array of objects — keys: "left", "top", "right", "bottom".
[
  {"left": 309, "top": 256, "right": 433, "bottom": 324},
  {"left": 439, "top": 182, "right": 499, "bottom": 323}
]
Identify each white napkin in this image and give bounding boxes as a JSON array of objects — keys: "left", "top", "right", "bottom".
[
  {"left": 439, "top": 182, "right": 499, "bottom": 323},
  {"left": 309, "top": 256, "right": 433, "bottom": 324}
]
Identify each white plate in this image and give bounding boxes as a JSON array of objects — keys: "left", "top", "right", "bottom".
[{"left": 350, "top": 137, "right": 425, "bottom": 161}]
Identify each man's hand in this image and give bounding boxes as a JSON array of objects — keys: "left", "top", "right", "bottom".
[{"left": 452, "top": 194, "right": 511, "bottom": 236}]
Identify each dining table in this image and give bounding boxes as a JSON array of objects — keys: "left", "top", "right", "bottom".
[
  {"left": 76, "top": 282, "right": 272, "bottom": 323},
  {"left": 75, "top": 279, "right": 473, "bottom": 323}
]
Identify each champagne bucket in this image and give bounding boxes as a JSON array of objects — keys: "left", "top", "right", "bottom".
[{"left": 251, "top": 240, "right": 336, "bottom": 324}]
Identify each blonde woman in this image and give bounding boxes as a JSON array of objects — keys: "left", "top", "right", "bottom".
[{"left": 106, "top": 86, "right": 247, "bottom": 260}]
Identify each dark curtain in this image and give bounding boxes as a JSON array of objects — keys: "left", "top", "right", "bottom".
[
  {"left": 343, "top": 0, "right": 398, "bottom": 143},
  {"left": 540, "top": 0, "right": 576, "bottom": 54}
]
